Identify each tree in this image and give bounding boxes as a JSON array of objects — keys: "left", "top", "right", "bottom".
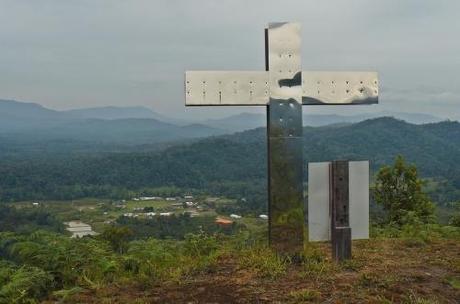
[
  {"left": 374, "top": 155, "right": 435, "bottom": 225},
  {"left": 99, "top": 226, "right": 133, "bottom": 254},
  {"left": 449, "top": 202, "right": 460, "bottom": 227}
]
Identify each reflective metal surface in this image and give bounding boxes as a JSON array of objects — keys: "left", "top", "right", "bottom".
[
  {"left": 268, "top": 137, "right": 304, "bottom": 253},
  {"left": 185, "top": 71, "right": 268, "bottom": 106},
  {"left": 184, "top": 22, "right": 377, "bottom": 254},
  {"left": 266, "top": 22, "right": 305, "bottom": 254},
  {"left": 302, "top": 72, "right": 378, "bottom": 105},
  {"left": 308, "top": 161, "right": 369, "bottom": 241},
  {"left": 185, "top": 70, "right": 378, "bottom": 106}
]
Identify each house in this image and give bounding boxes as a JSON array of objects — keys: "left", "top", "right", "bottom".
[
  {"left": 215, "top": 217, "right": 233, "bottom": 226},
  {"left": 139, "top": 196, "right": 163, "bottom": 201},
  {"left": 184, "top": 195, "right": 193, "bottom": 199},
  {"left": 185, "top": 201, "right": 195, "bottom": 207},
  {"left": 230, "top": 214, "right": 242, "bottom": 219},
  {"left": 64, "top": 221, "right": 98, "bottom": 238}
]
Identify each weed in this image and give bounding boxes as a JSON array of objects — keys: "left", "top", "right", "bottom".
[
  {"left": 444, "top": 276, "right": 460, "bottom": 289},
  {"left": 358, "top": 273, "right": 396, "bottom": 289},
  {"left": 402, "top": 291, "right": 440, "bottom": 304},
  {"left": 52, "top": 287, "right": 85, "bottom": 302},
  {"left": 341, "top": 258, "right": 365, "bottom": 271},
  {"left": 239, "top": 246, "right": 287, "bottom": 279},
  {"left": 288, "top": 288, "right": 320, "bottom": 302}
]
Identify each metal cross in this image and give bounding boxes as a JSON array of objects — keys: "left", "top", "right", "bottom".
[{"left": 184, "top": 22, "right": 378, "bottom": 255}]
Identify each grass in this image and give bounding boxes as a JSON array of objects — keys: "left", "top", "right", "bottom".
[
  {"left": 288, "top": 289, "right": 321, "bottom": 302},
  {"left": 444, "top": 276, "right": 460, "bottom": 289},
  {"left": 239, "top": 245, "right": 288, "bottom": 279}
]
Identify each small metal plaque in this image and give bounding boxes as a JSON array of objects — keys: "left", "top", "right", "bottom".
[
  {"left": 302, "top": 72, "right": 378, "bottom": 105},
  {"left": 308, "top": 161, "right": 369, "bottom": 241}
]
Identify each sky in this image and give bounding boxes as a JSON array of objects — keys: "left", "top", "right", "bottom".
[{"left": 0, "top": 0, "right": 459, "bottom": 120}]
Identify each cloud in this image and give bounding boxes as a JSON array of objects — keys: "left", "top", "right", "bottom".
[{"left": 0, "top": 0, "right": 458, "bottom": 120}]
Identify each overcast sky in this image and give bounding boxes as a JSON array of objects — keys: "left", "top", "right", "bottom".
[{"left": 1, "top": 0, "right": 459, "bottom": 120}]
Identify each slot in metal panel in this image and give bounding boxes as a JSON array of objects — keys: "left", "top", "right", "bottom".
[
  {"left": 185, "top": 71, "right": 268, "bottom": 106},
  {"left": 308, "top": 161, "right": 369, "bottom": 241},
  {"left": 302, "top": 71, "right": 378, "bottom": 105}
]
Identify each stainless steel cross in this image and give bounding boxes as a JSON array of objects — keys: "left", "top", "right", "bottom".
[{"left": 184, "top": 22, "right": 378, "bottom": 255}]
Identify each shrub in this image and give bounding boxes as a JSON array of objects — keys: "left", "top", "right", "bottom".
[
  {"left": 0, "top": 266, "right": 54, "bottom": 304},
  {"left": 374, "top": 156, "right": 435, "bottom": 226}
]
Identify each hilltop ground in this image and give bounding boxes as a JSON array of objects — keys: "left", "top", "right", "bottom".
[{"left": 54, "top": 238, "right": 460, "bottom": 304}]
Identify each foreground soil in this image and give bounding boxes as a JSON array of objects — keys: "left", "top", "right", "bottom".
[{"left": 52, "top": 239, "right": 459, "bottom": 303}]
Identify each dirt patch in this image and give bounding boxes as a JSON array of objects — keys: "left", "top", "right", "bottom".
[{"left": 58, "top": 239, "right": 460, "bottom": 303}]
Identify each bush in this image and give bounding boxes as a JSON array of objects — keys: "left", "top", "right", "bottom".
[
  {"left": 374, "top": 156, "right": 435, "bottom": 226},
  {"left": 0, "top": 266, "right": 54, "bottom": 304},
  {"left": 448, "top": 202, "right": 460, "bottom": 227}
]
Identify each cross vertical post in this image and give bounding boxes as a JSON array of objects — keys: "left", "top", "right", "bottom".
[{"left": 265, "top": 23, "right": 305, "bottom": 254}]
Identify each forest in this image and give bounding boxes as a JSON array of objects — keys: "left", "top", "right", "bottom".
[{"left": 0, "top": 118, "right": 459, "bottom": 209}]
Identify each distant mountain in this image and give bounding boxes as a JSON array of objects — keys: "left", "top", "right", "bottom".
[
  {"left": 0, "top": 99, "right": 70, "bottom": 131},
  {"left": 64, "top": 106, "right": 170, "bottom": 121},
  {"left": 0, "top": 100, "right": 226, "bottom": 145},
  {"left": 203, "top": 113, "right": 266, "bottom": 132},
  {"left": 200, "top": 111, "right": 444, "bottom": 131},
  {"left": 0, "top": 99, "right": 450, "bottom": 146},
  {"left": 303, "top": 111, "right": 442, "bottom": 126},
  {"left": 41, "top": 118, "right": 227, "bottom": 144}
]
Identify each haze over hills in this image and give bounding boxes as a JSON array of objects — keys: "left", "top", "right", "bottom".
[
  {"left": 0, "top": 99, "right": 226, "bottom": 145},
  {"left": 0, "top": 99, "right": 450, "bottom": 137},
  {"left": 65, "top": 106, "right": 170, "bottom": 121},
  {"left": 1, "top": 116, "right": 459, "bottom": 204}
]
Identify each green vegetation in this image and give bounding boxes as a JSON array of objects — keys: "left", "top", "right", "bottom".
[
  {"left": 288, "top": 288, "right": 321, "bottom": 302},
  {"left": 374, "top": 155, "right": 435, "bottom": 225},
  {"left": 0, "top": 119, "right": 459, "bottom": 302},
  {"left": 0, "top": 205, "right": 64, "bottom": 234},
  {"left": 1, "top": 118, "right": 460, "bottom": 213},
  {"left": 0, "top": 223, "right": 458, "bottom": 303}
]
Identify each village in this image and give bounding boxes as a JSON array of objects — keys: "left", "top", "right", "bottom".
[{"left": 26, "top": 194, "right": 268, "bottom": 238}]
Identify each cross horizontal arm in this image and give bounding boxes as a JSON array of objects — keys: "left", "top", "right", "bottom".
[
  {"left": 302, "top": 72, "right": 378, "bottom": 105},
  {"left": 185, "top": 71, "right": 378, "bottom": 106}
]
